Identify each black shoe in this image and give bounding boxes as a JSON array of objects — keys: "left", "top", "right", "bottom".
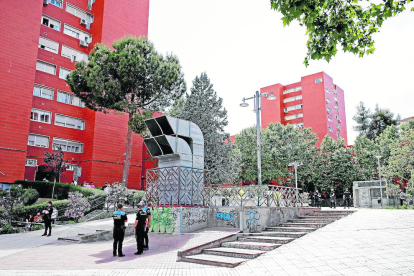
[
  {"left": 42, "top": 234, "right": 47, "bottom": 236},
  {"left": 118, "top": 254, "right": 125, "bottom": 257},
  {"left": 134, "top": 251, "right": 143, "bottom": 255},
  {"left": 113, "top": 252, "right": 117, "bottom": 257},
  {"left": 47, "top": 234, "right": 51, "bottom": 237}
]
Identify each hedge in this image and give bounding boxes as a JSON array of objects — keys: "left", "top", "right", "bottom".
[
  {"left": 22, "top": 189, "right": 39, "bottom": 206},
  {"left": 12, "top": 200, "right": 70, "bottom": 222}
]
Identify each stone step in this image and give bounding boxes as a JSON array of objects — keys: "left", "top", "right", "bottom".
[
  {"left": 288, "top": 219, "right": 334, "bottom": 223},
  {"left": 221, "top": 241, "right": 282, "bottom": 251},
  {"left": 240, "top": 231, "right": 307, "bottom": 238},
  {"left": 298, "top": 216, "right": 340, "bottom": 219},
  {"left": 238, "top": 235, "right": 295, "bottom": 244},
  {"left": 203, "top": 247, "right": 265, "bottom": 259},
  {"left": 280, "top": 222, "right": 327, "bottom": 228},
  {"left": 57, "top": 236, "right": 81, "bottom": 243},
  {"left": 181, "top": 254, "right": 247, "bottom": 268},
  {"left": 313, "top": 211, "right": 355, "bottom": 215},
  {"left": 265, "top": 226, "right": 316, "bottom": 233}
]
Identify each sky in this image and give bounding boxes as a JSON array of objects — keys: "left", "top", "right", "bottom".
[{"left": 148, "top": 0, "right": 414, "bottom": 145}]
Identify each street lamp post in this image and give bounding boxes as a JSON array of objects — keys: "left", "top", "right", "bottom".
[
  {"left": 240, "top": 91, "right": 276, "bottom": 185},
  {"left": 289, "top": 161, "right": 303, "bottom": 189},
  {"left": 375, "top": 155, "right": 383, "bottom": 208}
]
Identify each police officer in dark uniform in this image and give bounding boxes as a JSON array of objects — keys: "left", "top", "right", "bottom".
[
  {"left": 133, "top": 202, "right": 148, "bottom": 255},
  {"left": 41, "top": 201, "right": 53, "bottom": 237},
  {"left": 314, "top": 190, "right": 321, "bottom": 208},
  {"left": 343, "top": 188, "right": 352, "bottom": 209},
  {"left": 330, "top": 189, "right": 336, "bottom": 209},
  {"left": 142, "top": 202, "right": 151, "bottom": 251},
  {"left": 112, "top": 203, "right": 128, "bottom": 257}
]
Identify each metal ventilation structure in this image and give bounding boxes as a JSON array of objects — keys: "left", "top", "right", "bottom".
[{"left": 144, "top": 116, "right": 207, "bottom": 206}]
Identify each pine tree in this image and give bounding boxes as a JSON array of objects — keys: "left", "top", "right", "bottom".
[
  {"left": 353, "top": 102, "right": 371, "bottom": 136},
  {"left": 173, "top": 73, "right": 233, "bottom": 184},
  {"left": 366, "top": 104, "right": 400, "bottom": 140}
]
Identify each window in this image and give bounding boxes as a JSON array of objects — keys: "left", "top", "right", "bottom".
[
  {"left": 327, "top": 107, "right": 332, "bottom": 114},
  {"left": 41, "top": 15, "right": 60, "bottom": 31},
  {"left": 283, "top": 86, "right": 302, "bottom": 95},
  {"left": 30, "top": 109, "right": 51, "bottom": 124},
  {"left": 26, "top": 159, "right": 38, "bottom": 167},
  {"left": 284, "top": 104, "right": 303, "bottom": 113},
  {"left": 55, "top": 114, "right": 85, "bottom": 130},
  {"left": 335, "top": 106, "right": 340, "bottom": 111},
  {"left": 333, "top": 89, "right": 338, "bottom": 95},
  {"left": 53, "top": 138, "right": 83, "bottom": 153},
  {"left": 283, "top": 95, "right": 302, "bottom": 103},
  {"left": 61, "top": 45, "right": 88, "bottom": 62},
  {"left": 28, "top": 134, "right": 49, "bottom": 148},
  {"left": 66, "top": 3, "right": 94, "bottom": 22},
  {"left": 64, "top": 163, "right": 78, "bottom": 171},
  {"left": 328, "top": 127, "right": 333, "bottom": 132},
  {"left": 336, "top": 124, "right": 341, "bottom": 130},
  {"left": 328, "top": 117, "right": 333, "bottom": 122},
  {"left": 334, "top": 96, "right": 339, "bottom": 103},
  {"left": 59, "top": 67, "right": 72, "bottom": 79},
  {"left": 38, "top": 37, "right": 59, "bottom": 54},
  {"left": 50, "top": 0, "right": 62, "bottom": 8},
  {"left": 36, "top": 60, "right": 56, "bottom": 75},
  {"left": 285, "top": 113, "right": 303, "bottom": 121},
  {"left": 325, "top": 88, "right": 331, "bottom": 94},
  {"left": 57, "top": 91, "right": 85, "bottom": 107},
  {"left": 315, "top": 78, "right": 322, "bottom": 83},
  {"left": 33, "top": 85, "right": 54, "bottom": 100},
  {"left": 63, "top": 24, "right": 92, "bottom": 42},
  {"left": 337, "top": 132, "right": 341, "bottom": 138},
  {"left": 326, "top": 98, "right": 331, "bottom": 104},
  {"left": 290, "top": 122, "right": 304, "bottom": 128},
  {"left": 88, "top": 0, "right": 95, "bottom": 10}
]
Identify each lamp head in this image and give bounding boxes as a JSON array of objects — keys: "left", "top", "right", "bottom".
[
  {"left": 240, "top": 98, "right": 249, "bottom": 107},
  {"left": 266, "top": 91, "right": 277, "bottom": 100}
]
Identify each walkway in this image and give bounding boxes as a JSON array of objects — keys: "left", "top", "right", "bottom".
[{"left": 0, "top": 208, "right": 413, "bottom": 275}]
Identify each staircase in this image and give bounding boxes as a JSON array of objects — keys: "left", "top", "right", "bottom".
[{"left": 180, "top": 209, "right": 355, "bottom": 268}]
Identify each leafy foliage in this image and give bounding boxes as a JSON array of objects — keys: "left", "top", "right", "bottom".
[
  {"left": 0, "top": 185, "right": 23, "bottom": 224},
  {"left": 0, "top": 224, "right": 19, "bottom": 234},
  {"left": 171, "top": 73, "right": 234, "bottom": 184},
  {"left": 21, "top": 189, "right": 39, "bottom": 206},
  {"left": 66, "top": 36, "right": 186, "bottom": 186},
  {"left": 353, "top": 102, "right": 371, "bottom": 136},
  {"left": 65, "top": 192, "right": 91, "bottom": 221},
  {"left": 106, "top": 182, "right": 128, "bottom": 211},
  {"left": 42, "top": 147, "right": 66, "bottom": 182},
  {"left": 354, "top": 135, "right": 378, "bottom": 180},
  {"left": 270, "top": 0, "right": 413, "bottom": 66}
]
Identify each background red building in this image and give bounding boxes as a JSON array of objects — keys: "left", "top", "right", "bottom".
[
  {"left": 260, "top": 72, "right": 348, "bottom": 146},
  {"left": 0, "top": 0, "right": 152, "bottom": 189}
]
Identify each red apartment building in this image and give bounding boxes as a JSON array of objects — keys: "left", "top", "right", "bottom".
[
  {"left": 260, "top": 72, "right": 348, "bottom": 146},
  {"left": 0, "top": 0, "right": 152, "bottom": 189}
]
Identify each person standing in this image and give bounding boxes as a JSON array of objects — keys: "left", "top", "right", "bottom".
[
  {"left": 330, "top": 189, "right": 336, "bottom": 209},
  {"left": 343, "top": 188, "right": 352, "bottom": 209},
  {"left": 141, "top": 202, "right": 151, "bottom": 251},
  {"left": 51, "top": 206, "right": 58, "bottom": 224},
  {"left": 112, "top": 203, "right": 128, "bottom": 257},
  {"left": 42, "top": 201, "right": 53, "bottom": 236},
  {"left": 25, "top": 215, "right": 33, "bottom": 232},
  {"left": 314, "top": 190, "right": 321, "bottom": 208},
  {"left": 133, "top": 203, "right": 148, "bottom": 255},
  {"left": 399, "top": 191, "right": 406, "bottom": 206}
]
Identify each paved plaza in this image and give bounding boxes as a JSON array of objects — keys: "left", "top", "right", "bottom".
[{"left": 0, "top": 208, "right": 413, "bottom": 276}]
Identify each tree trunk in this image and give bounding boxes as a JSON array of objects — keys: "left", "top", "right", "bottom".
[{"left": 122, "top": 113, "right": 133, "bottom": 188}]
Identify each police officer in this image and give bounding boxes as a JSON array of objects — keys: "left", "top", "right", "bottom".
[
  {"left": 343, "top": 188, "right": 352, "bottom": 209},
  {"left": 314, "top": 190, "right": 321, "bottom": 208},
  {"left": 330, "top": 189, "right": 336, "bottom": 209},
  {"left": 133, "top": 202, "right": 148, "bottom": 255},
  {"left": 112, "top": 203, "right": 128, "bottom": 257},
  {"left": 142, "top": 202, "right": 151, "bottom": 251},
  {"left": 41, "top": 201, "right": 53, "bottom": 237}
]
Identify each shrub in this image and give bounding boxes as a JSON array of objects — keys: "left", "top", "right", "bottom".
[
  {"left": 13, "top": 200, "right": 70, "bottom": 222},
  {"left": 31, "top": 224, "right": 44, "bottom": 231},
  {"left": 127, "top": 190, "right": 146, "bottom": 207},
  {"left": 0, "top": 224, "right": 19, "bottom": 234},
  {"left": 22, "top": 189, "right": 39, "bottom": 206},
  {"left": 65, "top": 192, "right": 91, "bottom": 221}
]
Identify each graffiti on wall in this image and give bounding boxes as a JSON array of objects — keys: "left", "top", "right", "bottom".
[
  {"left": 181, "top": 207, "right": 207, "bottom": 229},
  {"left": 245, "top": 209, "right": 260, "bottom": 232},
  {"left": 216, "top": 210, "right": 237, "bottom": 227},
  {"left": 149, "top": 207, "right": 178, "bottom": 234}
]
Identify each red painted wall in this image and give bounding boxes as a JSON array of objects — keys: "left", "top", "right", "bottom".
[
  {"left": 260, "top": 84, "right": 284, "bottom": 129},
  {"left": 0, "top": 0, "right": 43, "bottom": 183}
]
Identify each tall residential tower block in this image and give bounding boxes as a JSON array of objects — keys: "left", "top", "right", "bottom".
[
  {"left": 0, "top": 0, "right": 151, "bottom": 189},
  {"left": 260, "top": 72, "right": 348, "bottom": 146}
]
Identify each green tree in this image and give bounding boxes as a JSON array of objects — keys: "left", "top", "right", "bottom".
[
  {"left": 233, "top": 127, "right": 258, "bottom": 184},
  {"left": 354, "top": 135, "right": 378, "bottom": 180},
  {"left": 67, "top": 36, "right": 185, "bottom": 187},
  {"left": 270, "top": 0, "right": 413, "bottom": 66},
  {"left": 173, "top": 73, "right": 233, "bottom": 184},
  {"left": 366, "top": 104, "right": 400, "bottom": 140},
  {"left": 316, "top": 136, "right": 357, "bottom": 193},
  {"left": 353, "top": 102, "right": 371, "bottom": 137},
  {"left": 375, "top": 124, "right": 400, "bottom": 166},
  {"left": 384, "top": 121, "right": 414, "bottom": 186}
]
